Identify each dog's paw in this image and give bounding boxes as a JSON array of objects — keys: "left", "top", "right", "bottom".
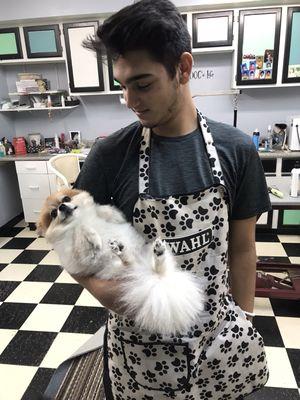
[
  {"left": 108, "top": 239, "right": 124, "bottom": 255},
  {"left": 153, "top": 238, "right": 166, "bottom": 257}
]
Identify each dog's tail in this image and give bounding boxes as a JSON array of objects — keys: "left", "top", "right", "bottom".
[{"left": 119, "top": 268, "right": 206, "bottom": 335}]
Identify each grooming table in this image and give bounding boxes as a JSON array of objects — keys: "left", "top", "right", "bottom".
[
  {"left": 256, "top": 176, "right": 300, "bottom": 300},
  {"left": 256, "top": 261, "right": 300, "bottom": 300}
]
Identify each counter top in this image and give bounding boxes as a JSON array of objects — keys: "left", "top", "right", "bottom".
[
  {"left": 258, "top": 150, "right": 300, "bottom": 159},
  {"left": 0, "top": 149, "right": 299, "bottom": 162},
  {"left": 0, "top": 153, "right": 55, "bottom": 162},
  {"left": 266, "top": 176, "right": 300, "bottom": 207},
  {"left": 0, "top": 151, "right": 90, "bottom": 162}
]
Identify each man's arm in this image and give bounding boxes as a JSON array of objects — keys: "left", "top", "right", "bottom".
[
  {"left": 72, "top": 275, "right": 126, "bottom": 315},
  {"left": 228, "top": 216, "right": 257, "bottom": 320}
]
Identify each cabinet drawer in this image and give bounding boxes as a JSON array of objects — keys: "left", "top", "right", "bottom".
[
  {"left": 16, "top": 161, "right": 48, "bottom": 174},
  {"left": 22, "top": 198, "right": 44, "bottom": 223},
  {"left": 17, "top": 173, "right": 51, "bottom": 198}
]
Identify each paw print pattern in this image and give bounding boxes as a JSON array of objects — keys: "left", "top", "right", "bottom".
[
  {"left": 227, "top": 354, "right": 239, "bottom": 367},
  {"left": 212, "top": 216, "right": 225, "bottom": 230},
  {"left": 143, "top": 223, "right": 157, "bottom": 239},
  {"left": 142, "top": 345, "right": 158, "bottom": 357},
  {"left": 133, "top": 208, "right": 146, "bottom": 223},
  {"left": 237, "top": 341, "right": 249, "bottom": 354},
  {"left": 179, "top": 213, "right": 194, "bottom": 230},
  {"left": 160, "top": 222, "right": 176, "bottom": 237},
  {"left": 162, "top": 204, "right": 178, "bottom": 220},
  {"left": 242, "top": 355, "right": 255, "bottom": 368},
  {"left": 128, "top": 351, "right": 142, "bottom": 365},
  {"left": 197, "top": 249, "right": 208, "bottom": 263},
  {"left": 209, "top": 196, "right": 224, "bottom": 212},
  {"left": 208, "top": 237, "right": 222, "bottom": 250},
  {"left": 228, "top": 372, "right": 241, "bottom": 384},
  {"left": 147, "top": 205, "right": 160, "bottom": 219},
  {"left": 154, "top": 360, "right": 169, "bottom": 376},
  {"left": 180, "top": 258, "right": 194, "bottom": 271},
  {"left": 142, "top": 370, "right": 157, "bottom": 384},
  {"left": 220, "top": 340, "right": 232, "bottom": 354},
  {"left": 193, "top": 206, "right": 209, "bottom": 221},
  {"left": 204, "top": 265, "right": 219, "bottom": 281},
  {"left": 231, "top": 324, "right": 244, "bottom": 339}
]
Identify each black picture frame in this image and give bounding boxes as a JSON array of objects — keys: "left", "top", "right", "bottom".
[
  {"left": 282, "top": 7, "right": 300, "bottom": 83},
  {"left": 192, "top": 11, "right": 233, "bottom": 48},
  {"left": 63, "top": 21, "right": 104, "bottom": 93},
  {"left": 107, "top": 56, "right": 121, "bottom": 91},
  {"left": 236, "top": 8, "right": 282, "bottom": 86},
  {"left": 23, "top": 24, "right": 62, "bottom": 58},
  {"left": 0, "top": 27, "right": 23, "bottom": 60}
]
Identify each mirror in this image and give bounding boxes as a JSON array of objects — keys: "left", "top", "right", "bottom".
[
  {"left": 282, "top": 7, "right": 300, "bottom": 83},
  {"left": 236, "top": 8, "right": 281, "bottom": 85}
]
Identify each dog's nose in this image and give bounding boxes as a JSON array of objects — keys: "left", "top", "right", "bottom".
[{"left": 59, "top": 204, "right": 67, "bottom": 212}]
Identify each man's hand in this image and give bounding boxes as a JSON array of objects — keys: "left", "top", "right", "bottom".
[{"left": 72, "top": 274, "right": 126, "bottom": 315}]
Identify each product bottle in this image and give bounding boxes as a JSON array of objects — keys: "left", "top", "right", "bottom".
[
  {"left": 54, "top": 134, "right": 60, "bottom": 149},
  {"left": 290, "top": 161, "right": 300, "bottom": 197},
  {"left": 267, "top": 125, "right": 273, "bottom": 151},
  {"left": 252, "top": 129, "right": 260, "bottom": 150},
  {"left": 0, "top": 141, "right": 6, "bottom": 157}
]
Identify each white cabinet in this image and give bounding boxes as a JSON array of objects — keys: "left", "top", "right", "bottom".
[{"left": 15, "top": 160, "right": 56, "bottom": 225}]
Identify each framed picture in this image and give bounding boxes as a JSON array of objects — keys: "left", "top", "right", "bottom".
[
  {"left": 236, "top": 8, "right": 282, "bottom": 86},
  {"left": 23, "top": 24, "right": 62, "bottom": 58},
  {"left": 69, "top": 130, "right": 81, "bottom": 143},
  {"left": 28, "top": 133, "right": 42, "bottom": 147},
  {"left": 63, "top": 21, "right": 104, "bottom": 92},
  {"left": 0, "top": 27, "right": 23, "bottom": 60},
  {"left": 282, "top": 7, "right": 300, "bottom": 83},
  {"left": 192, "top": 11, "right": 233, "bottom": 48},
  {"left": 107, "top": 56, "right": 122, "bottom": 91}
]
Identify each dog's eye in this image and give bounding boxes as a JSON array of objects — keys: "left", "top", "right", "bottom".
[
  {"left": 62, "top": 196, "right": 71, "bottom": 203},
  {"left": 50, "top": 209, "right": 58, "bottom": 219}
]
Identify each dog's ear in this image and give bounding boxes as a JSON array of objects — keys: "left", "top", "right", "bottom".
[
  {"left": 35, "top": 221, "right": 45, "bottom": 237},
  {"left": 36, "top": 201, "right": 52, "bottom": 237}
]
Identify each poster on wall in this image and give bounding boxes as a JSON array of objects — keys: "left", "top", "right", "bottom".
[
  {"left": 237, "top": 8, "right": 281, "bottom": 85},
  {"left": 282, "top": 7, "right": 300, "bottom": 83}
]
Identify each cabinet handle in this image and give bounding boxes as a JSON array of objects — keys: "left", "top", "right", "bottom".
[
  {"left": 28, "top": 185, "right": 40, "bottom": 190},
  {"left": 33, "top": 210, "right": 41, "bottom": 214},
  {"left": 25, "top": 166, "right": 36, "bottom": 170}
]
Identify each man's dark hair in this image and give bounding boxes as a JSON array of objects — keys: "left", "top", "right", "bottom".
[{"left": 84, "top": 0, "right": 191, "bottom": 79}]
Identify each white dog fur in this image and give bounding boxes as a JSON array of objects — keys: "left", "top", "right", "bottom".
[{"left": 37, "top": 190, "right": 205, "bottom": 335}]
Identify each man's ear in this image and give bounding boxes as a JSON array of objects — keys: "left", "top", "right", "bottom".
[{"left": 178, "top": 52, "right": 193, "bottom": 84}]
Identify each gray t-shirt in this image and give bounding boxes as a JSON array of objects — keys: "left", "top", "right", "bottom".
[{"left": 75, "top": 118, "right": 271, "bottom": 222}]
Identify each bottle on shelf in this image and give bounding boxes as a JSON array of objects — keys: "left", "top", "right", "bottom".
[
  {"left": 265, "top": 124, "right": 273, "bottom": 152},
  {"left": 290, "top": 161, "right": 300, "bottom": 198},
  {"left": 54, "top": 134, "right": 60, "bottom": 149},
  {"left": 252, "top": 129, "right": 260, "bottom": 150},
  {"left": 0, "top": 141, "right": 6, "bottom": 157}
]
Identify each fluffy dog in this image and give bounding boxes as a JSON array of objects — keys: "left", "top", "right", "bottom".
[{"left": 37, "top": 189, "right": 205, "bottom": 335}]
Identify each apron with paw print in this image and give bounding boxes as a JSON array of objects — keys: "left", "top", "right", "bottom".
[{"left": 105, "top": 112, "right": 269, "bottom": 400}]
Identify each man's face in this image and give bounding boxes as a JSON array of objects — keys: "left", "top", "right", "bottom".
[{"left": 113, "top": 50, "right": 182, "bottom": 129}]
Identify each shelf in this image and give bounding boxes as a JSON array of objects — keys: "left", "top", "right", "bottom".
[
  {"left": 0, "top": 106, "right": 78, "bottom": 112},
  {"left": 0, "top": 57, "right": 65, "bottom": 65},
  {"left": 8, "top": 90, "right": 68, "bottom": 96}
]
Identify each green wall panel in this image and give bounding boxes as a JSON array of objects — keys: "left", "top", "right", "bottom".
[
  {"left": 0, "top": 32, "right": 18, "bottom": 55},
  {"left": 283, "top": 210, "right": 300, "bottom": 225}
]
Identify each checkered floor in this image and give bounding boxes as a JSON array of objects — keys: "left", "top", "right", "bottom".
[{"left": 0, "top": 216, "right": 299, "bottom": 400}]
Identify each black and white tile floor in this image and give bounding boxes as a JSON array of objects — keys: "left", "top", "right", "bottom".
[{"left": 0, "top": 217, "right": 299, "bottom": 400}]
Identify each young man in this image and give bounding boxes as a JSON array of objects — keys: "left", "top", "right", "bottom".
[{"left": 74, "top": 1, "right": 271, "bottom": 398}]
